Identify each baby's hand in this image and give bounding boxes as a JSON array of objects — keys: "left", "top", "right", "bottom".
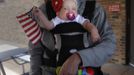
[
  {"left": 90, "top": 28, "right": 101, "bottom": 43},
  {"left": 32, "top": 6, "right": 42, "bottom": 16}
]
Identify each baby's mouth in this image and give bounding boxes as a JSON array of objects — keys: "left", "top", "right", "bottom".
[{"left": 66, "top": 12, "right": 75, "bottom": 21}]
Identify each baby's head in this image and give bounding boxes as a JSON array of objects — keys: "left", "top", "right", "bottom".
[{"left": 52, "top": 0, "right": 78, "bottom": 20}]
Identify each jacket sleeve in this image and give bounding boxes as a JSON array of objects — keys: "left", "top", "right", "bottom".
[{"left": 77, "top": 3, "right": 116, "bottom": 67}]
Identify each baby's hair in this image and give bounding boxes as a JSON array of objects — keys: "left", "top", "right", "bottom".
[
  {"left": 63, "top": 0, "right": 78, "bottom": 9},
  {"left": 72, "top": 0, "right": 78, "bottom": 8},
  {"left": 64, "top": 0, "right": 77, "bottom": 5}
]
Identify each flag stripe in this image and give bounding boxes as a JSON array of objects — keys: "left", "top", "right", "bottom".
[
  {"left": 17, "top": 15, "right": 29, "bottom": 21},
  {"left": 23, "top": 21, "right": 36, "bottom": 31},
  {"left": 26, "top": 23, "right": 38, "bottom": 36},
  {"left": 30, "top": 30, "right": 41, "bottom": 42},
  {"left": 24, "top": 22, "right": 37, "bottom": 33},
  {"left": 19, "top": 17, "right": 31, "bottom": 23},
  {"left": 27, "top": 25, "right": 39, "bottom": 37},
  {"left": 33, "top": 32, "right": 42, "bottom": 44},
  {"left": 29, "top": 29, "right": 40, "bottom": 41},
  {"left": 31, "top": 31, "right": 42, "bottom": 45},
  {"left": 16, "top": 12, "right": 28, "bottom": 19},
  {"left": 22, "top": 20, "right": 35, "bottom": 29},
  {"left": 16, "top": 9, "right": 42, "bottom": 45}
]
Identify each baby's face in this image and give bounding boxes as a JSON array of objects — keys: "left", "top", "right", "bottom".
[{"left": 57, "top": 0, "right": 78, "bottom": 20}]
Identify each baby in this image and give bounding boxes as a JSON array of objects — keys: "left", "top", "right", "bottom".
[{"left": 32, "top": 0, "right": 100, "bottom": 43}]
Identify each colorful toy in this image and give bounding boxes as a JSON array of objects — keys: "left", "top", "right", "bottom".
[{"left": 56, "top": 66, "right": 94, "bottom": 75}]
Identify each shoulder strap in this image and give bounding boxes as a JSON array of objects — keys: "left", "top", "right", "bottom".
[
  {"left": 82, "top": 1, "right": 96, "bottom": 21},
  {"left": 46, "top": 0, "right": 56, "bottom": 20}
]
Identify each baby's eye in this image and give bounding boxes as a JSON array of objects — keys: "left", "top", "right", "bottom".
[
  {"left": 63, "top": 7, "right": 67, "bottom": 10},
  {"left": 72, "top": 8, "right": 77, "bottom": 11}
]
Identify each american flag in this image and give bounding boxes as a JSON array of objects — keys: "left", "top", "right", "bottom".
[{"left": 16, "top": 9, "right": 42, "bottom": 45}]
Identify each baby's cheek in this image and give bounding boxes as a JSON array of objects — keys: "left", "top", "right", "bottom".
[
  {"left": 73, "top": 11, "right": 78, "bottom": 16},
  {"left": 59, "top": 9, "right": 65, "bottom": 14},
  {"left": 62, "top": 11, "right": 68, "bottom": 19}
]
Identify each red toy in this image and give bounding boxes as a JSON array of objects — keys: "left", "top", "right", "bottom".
[{"left": 51, "top": 0, "right": 63, "bottom": 12}]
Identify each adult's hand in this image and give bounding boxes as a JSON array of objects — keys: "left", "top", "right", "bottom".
[{"left": 59, "top": 53, "right": 81, "bottom": 75}]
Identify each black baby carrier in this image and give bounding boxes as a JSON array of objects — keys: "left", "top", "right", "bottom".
[{"left": 51, "top": 22, "right": 87, "bottom": 66}]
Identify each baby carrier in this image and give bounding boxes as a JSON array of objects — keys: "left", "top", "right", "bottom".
[{"left": 51, "top": 22, "right": 87, "bottom": 66}]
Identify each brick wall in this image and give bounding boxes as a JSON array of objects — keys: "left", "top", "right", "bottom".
[{"left": 97, "top": 0, "right": 126, "bottom": 64}]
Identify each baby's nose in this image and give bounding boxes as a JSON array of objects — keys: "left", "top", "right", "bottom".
[{"left": 68, "top": 9, "right": 73, "bottom": 13}]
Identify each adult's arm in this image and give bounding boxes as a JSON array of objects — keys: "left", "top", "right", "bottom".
[
  {"left": 28, "top": 4, "right": 50, "bottom": 73},
  {"left": 32, "top": 7, "right": 54, "bottom": 30},
  {"left": 77, "top": 3, "right": 116, "bottom": 67},
  {"left": 28, "top": 3, "right": 56, "bottom": 74}
]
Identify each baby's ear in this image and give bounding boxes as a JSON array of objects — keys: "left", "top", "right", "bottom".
[
  {"left": 56, "top": 11, "right": 59, "bottom": 16},
  {"left": 56, "top": 12, "right": 59, "bottom": 16}
]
